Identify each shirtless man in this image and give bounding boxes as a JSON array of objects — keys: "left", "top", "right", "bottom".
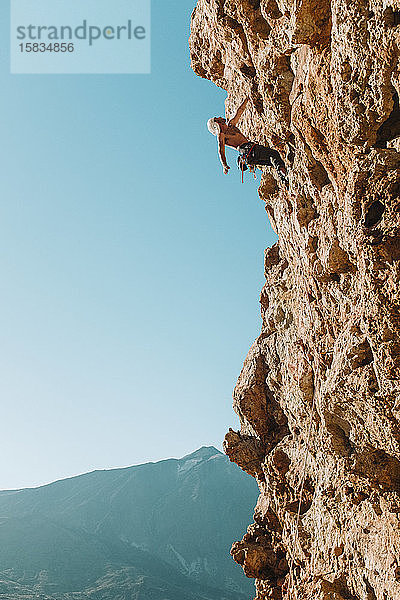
[{"left": 207, "top": 98, "right": 287, "bottom": 182}]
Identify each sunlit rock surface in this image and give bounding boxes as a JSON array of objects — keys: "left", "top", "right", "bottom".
[{"left": 190, "top": 2, "right": 400, "bottom": 599}]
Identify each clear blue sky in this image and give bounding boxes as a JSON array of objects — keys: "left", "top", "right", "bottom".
[{"left": 0, "top": 1, "right": 277, "bottom": 489}]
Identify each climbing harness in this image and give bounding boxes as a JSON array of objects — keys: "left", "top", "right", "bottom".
[{"left": 237, "top": 142, "right": 257, "bottom": 183}]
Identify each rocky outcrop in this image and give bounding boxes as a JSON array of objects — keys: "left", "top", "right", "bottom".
[{"left": 189, "top": 1, "right": 400, "bottom": 599}]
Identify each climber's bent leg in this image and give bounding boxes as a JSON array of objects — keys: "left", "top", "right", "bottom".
[
  {"left": 254, "top": 146, "right": 285, "bottom": 169},
  {"left": 239, "top": 142, "right": 288, "bottom": 185},
  {"left": 252, "top": 145, "right": 288, "bottom": 184}
]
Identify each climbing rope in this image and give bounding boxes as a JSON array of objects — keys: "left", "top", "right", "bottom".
[
  {"left": 287, "top": 346, "right": 319, "bottom": 600},
  {"left": 382, "top": 520, "right": 396, "bottom": 598}
]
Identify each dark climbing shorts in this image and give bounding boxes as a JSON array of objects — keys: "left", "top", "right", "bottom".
[{"left": 239, "top": 142, "right": 285, "bottom": 171}]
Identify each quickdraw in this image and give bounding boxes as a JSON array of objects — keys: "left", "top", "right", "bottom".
[{"left": 239, "top": 143, "right": 257, "bottom": 183}]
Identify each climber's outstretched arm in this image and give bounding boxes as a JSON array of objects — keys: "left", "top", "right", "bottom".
[
  {"left": 228, "top": 98, "right": 249, "bottom": 127},
  {"left": 218, "top": 133, "right": 230, "bottom": 175}
]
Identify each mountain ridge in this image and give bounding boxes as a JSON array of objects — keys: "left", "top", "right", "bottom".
[
  {"left": 0, "top": 446, "right": 257, "bottom": 599},
  {"left": 0, "top": 446, "right": 223, "bottom": 495}
]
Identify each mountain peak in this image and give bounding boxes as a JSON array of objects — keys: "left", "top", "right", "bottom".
[{"left": 180, "top": 446, "right": 222, "bottom": 462}]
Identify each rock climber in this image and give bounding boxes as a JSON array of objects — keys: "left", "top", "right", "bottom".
[{"left": 207, "top": 97, "right": 287, "bottom": 184}]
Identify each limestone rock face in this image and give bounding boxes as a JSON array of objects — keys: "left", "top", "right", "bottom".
[{"left": 189, "top": 1, "right": 400, "bottom": 599}]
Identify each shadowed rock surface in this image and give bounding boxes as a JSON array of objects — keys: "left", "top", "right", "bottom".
[
  {"left": 190, "top": 2, "right": 400, "bottom": 599},
  {"left": 0, "top": 447, "right": 258, "bottom": 599}
]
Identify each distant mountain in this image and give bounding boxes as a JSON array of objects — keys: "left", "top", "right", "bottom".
[{"left": 0, "top": 447, "right": 258, "bottom": 600}]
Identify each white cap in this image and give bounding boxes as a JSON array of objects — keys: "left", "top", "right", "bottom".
[{"left": 207, "top": 117, "right": 220, "bottom": 136}]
